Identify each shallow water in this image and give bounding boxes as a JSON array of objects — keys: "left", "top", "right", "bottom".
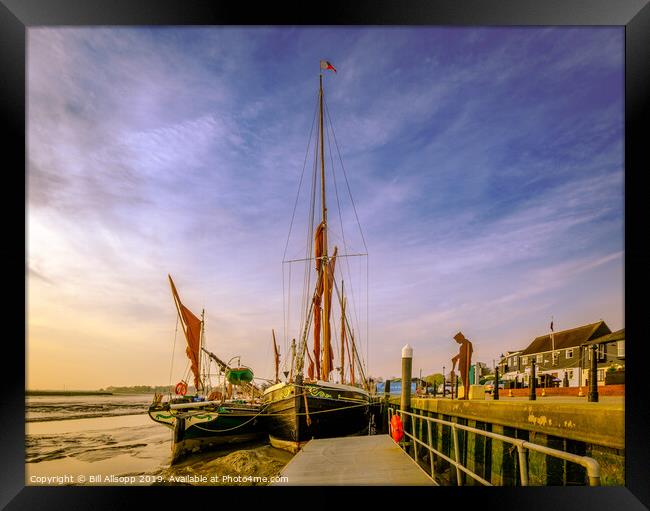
[{"left": 26, "top": 394, "right": 294, "bottom": 486}]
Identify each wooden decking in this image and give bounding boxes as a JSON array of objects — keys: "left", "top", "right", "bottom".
[{"left": 273, "top": 435, "right": 435, "bottom": 485}]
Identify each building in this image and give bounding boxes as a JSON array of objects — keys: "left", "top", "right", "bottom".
[
  {"left": 496, "top": 350, "right": 522, "bottom": 381},
  {"left": 497, "top": 321, "right": 625, "bottom": 388}
]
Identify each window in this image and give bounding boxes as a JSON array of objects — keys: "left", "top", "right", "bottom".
[
  {"left": 617, "top": 340, "right": 625, "bottom": 358},
  {"left": 598, "top": 344, "right": 606, "bottom": 361},
  {"left": 566, "top": 348, "right": 574, "bottom": 359},
  {"left": 552, "top": 351, "right": 559, "bottom": 365},
  {"left": 521, "top": 356, "right": 528, "bottom": 365},
  {"left": 536, "top": 353, "right": 543, "bottom": 364},
  {"left": 509, "top": 357, "right": 513, "bottom": 366},
  {"left": 567, "top": 370, "right": 574, "bottom": 380},
  {"left": 597, "top": 369, "right": 605, "bottom": 381}
]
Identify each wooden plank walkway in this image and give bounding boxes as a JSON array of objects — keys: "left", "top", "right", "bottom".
[{"left": 273, "top": 435, "right": 436, "bottom": 485}]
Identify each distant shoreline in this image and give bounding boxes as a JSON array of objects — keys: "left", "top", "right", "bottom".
[{"left": 26, "top": 391, "right": 114, "bottom": 396}]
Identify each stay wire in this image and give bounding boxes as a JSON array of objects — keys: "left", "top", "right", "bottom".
[
  {"left": 324, "top": 95, "right": 369, "bottom": 375},
  {"left": 283, "top": 91, "right": 319, "bottom": 355},
  {"left": 324, "top": 102, "right": 363, "bottom": 345}
]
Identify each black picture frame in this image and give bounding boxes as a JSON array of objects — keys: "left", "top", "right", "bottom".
[{"left": 3, "top": 0, "right": 648, "bottom": 508}]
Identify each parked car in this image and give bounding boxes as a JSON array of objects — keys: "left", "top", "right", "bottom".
[{"left": 484, "top": 380, "right": 505, "bottom": 394}]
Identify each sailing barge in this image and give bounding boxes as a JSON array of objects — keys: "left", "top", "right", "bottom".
[
  {"left": 148, "top": 275, "right": 264, "bottom": 461},
  {"left": 263, "top": 62, "right": 373, "bottom": 453}
]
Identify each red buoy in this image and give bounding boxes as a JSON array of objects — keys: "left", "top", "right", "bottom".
[{"left": 390, "top": 414, "right": 404, "bottom": 442}]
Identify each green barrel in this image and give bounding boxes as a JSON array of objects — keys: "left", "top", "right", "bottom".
[{"left": 226, "top": 367, "right": 254, "bottom": 385}]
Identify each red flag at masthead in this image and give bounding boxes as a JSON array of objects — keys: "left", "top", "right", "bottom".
[{"left": 320, "top": 60, "right": 337, "bottom": 73}]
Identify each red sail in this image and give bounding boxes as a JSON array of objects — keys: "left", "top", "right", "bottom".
[
  {"left": 168, "top": 275, "right": 202, "bottom": 391},
  {"left": 321, "top": 247, "right": 338, "bottom": 378},
  {"left": 306, "top": 349, "right": 315, "bottom": 381},
  {"left": 313, "top": 294, "right": 322, "bottom": 380},
  {"left": 315, "top": 221, "right": 325, "bottom": 272},
  {"left": 312, "top": 221, "right": 325, "bottom": 380},
  {"left": 341, "top": 295, "right": 346, "bottom": 384}
]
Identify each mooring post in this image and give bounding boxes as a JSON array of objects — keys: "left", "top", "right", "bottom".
[
  {"left": 494, "top": 366, "right": 500, "bottom": 400},
  {"left": 442, "top": 366, "right": 446, "bottom": 398},
  {"left": 588, "top": 344, "right": 599, "bottom": 402},
  {"left": 383, "top": 379, "right": 391, "bottom": 432},
  {"left": 401, "top": 344, "right": 413, "bottom": 434},
  {"left": 529, "top": 360, "right": 537, "bottom": 401}
]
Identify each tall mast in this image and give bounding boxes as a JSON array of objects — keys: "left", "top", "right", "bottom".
[
  {"left": 200, "top": 308, "right": 205, "bottom": 392},
  {"left": 340, "top": 280, "right": 346, "bottom": 384},
  {"left": 350, "top": 331, "right": 356, "bottom": 386},
  {"left": 319, "top": 73, "right": 332, "bottom": 380},
  {"left": 272, "top": 329, "right": 280, "bottom": 383},
  {"left": 290, "top": 338, "right": 296, "bottom": 383}
]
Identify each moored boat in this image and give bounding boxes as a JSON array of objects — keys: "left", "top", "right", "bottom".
[
  {"left": 262, "top": 61, "right": 375, "bottom": 452},
  {"left": 148, "top": 275, "right": 265, "bottom": 462}
]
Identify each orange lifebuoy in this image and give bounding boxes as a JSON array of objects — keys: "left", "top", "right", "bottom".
[
  {"left": 175, "top": 381, "right": 188, "bottom": 396},
  {"left": 390, "top": 414, "right": 404, "bottom": 443}
]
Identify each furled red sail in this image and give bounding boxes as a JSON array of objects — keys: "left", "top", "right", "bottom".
[
  {"left": 341, "top": 295, "right": 346, "bottom": 384},
  {"left": 314, "top": 221, "right": 325, "bottom": 272},
  {"left": 312, "top": 221, "right": 325, "bottom": 380},
  {"left": 306, "top": 349, "right": 315, "bottom": 381},
  {"left": 168, "top": 275, "right": 202, "bottom": 391},
  {"left": 312, "top": 295, "right": 322, "bottom": 380},
  {"left": 321, "top": 246, "right": 337, "bottom": 378}
]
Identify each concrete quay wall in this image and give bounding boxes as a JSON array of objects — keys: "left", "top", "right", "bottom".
[
  {"left": 504, "top": 384, "right": 624, "bottom": 398},
  {"left": 387, "top": 397, "right": 624, "bottom": 486}
]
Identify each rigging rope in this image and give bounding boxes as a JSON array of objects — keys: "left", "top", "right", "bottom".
[
  {"left": 324, "top": 99, "right": 368, "bottom": 252},
  {"left": 324, "top": 96, "right": 370, "bottom": 380},
  {"left": 324, "top": 106, "right": 364, "bottom": 358},
  {"left": 283, "top": 91, "right": 319, "bottom": 355},
  {"left": 168, "top": 315, "right": 180, "bottom": 398},
  {"left": 296, "top": 104, "right": 320, "bottom": 374}
]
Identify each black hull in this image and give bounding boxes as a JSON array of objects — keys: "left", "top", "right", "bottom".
[
  {"left": 149, "top": 404, "right": 265, "bottom": 463},
  {"left": 263, "top": 380, "right": 371, "bottom": 452}
]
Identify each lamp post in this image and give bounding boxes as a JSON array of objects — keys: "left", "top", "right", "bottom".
[
  {"left": 588, "top": 344, "right": 599, "bottom": 402},
  {"left": 494, "top": 366, "right": 500, "bottom": 400},
  {"left": 442, "top": 366, "right": 446, "bottom": 398},
  {"left": 529, "top": 360, "right": 537, "bottom": 400}
]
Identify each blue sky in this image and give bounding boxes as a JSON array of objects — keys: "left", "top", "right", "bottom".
[{"left": 27, "top": 27, "right": 623, "bottom": 388}]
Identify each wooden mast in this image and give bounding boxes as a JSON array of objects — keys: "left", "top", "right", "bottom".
[
  {"left": 272, "top": 329, "right": 280, "bottom": 383},
  {"left": 289, "top": 338, "right": 296, "bottom": 383},
  {"left": 340, "top": 280, "right": 346, "bottom": 384},
  {"left": 200, "top": 308, "right": 205, "bottom": 392},
  {"left": 350, "top": 331, "right": 356, "bottom": 386},
  {"left": 319, "top": 72, "right": 332, "bottom": 381}
]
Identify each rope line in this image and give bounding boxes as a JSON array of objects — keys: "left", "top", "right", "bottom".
[{"left": 168, "top": 314, "right": 180, "bottom": 398}]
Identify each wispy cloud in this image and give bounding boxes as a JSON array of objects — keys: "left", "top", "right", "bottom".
[{"left": 27, "top": 27, "right": 623, "bottom": 388}]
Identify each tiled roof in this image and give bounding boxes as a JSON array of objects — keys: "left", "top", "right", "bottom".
[
  {"left": 519, "top": 321, "right": 611, "bottom": 356},
  {"left": 583, "top": 327, "right": 625, "bottom": 346}
]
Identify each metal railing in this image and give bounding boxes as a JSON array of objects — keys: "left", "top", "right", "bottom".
[{"left": 388, "top": 407, "right": 601, "bottom": 486}]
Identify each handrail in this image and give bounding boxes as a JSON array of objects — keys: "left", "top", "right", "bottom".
[{"left": 388, "top": 407, "right": 600, "bottom": 486}]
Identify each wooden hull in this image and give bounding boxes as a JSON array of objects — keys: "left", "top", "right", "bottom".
[
  {"left": 148, "top": 403, "right": 264, "bottom": 462},
  {"left": 262, "top": 380, "right": 371, "bottom": 453}
]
